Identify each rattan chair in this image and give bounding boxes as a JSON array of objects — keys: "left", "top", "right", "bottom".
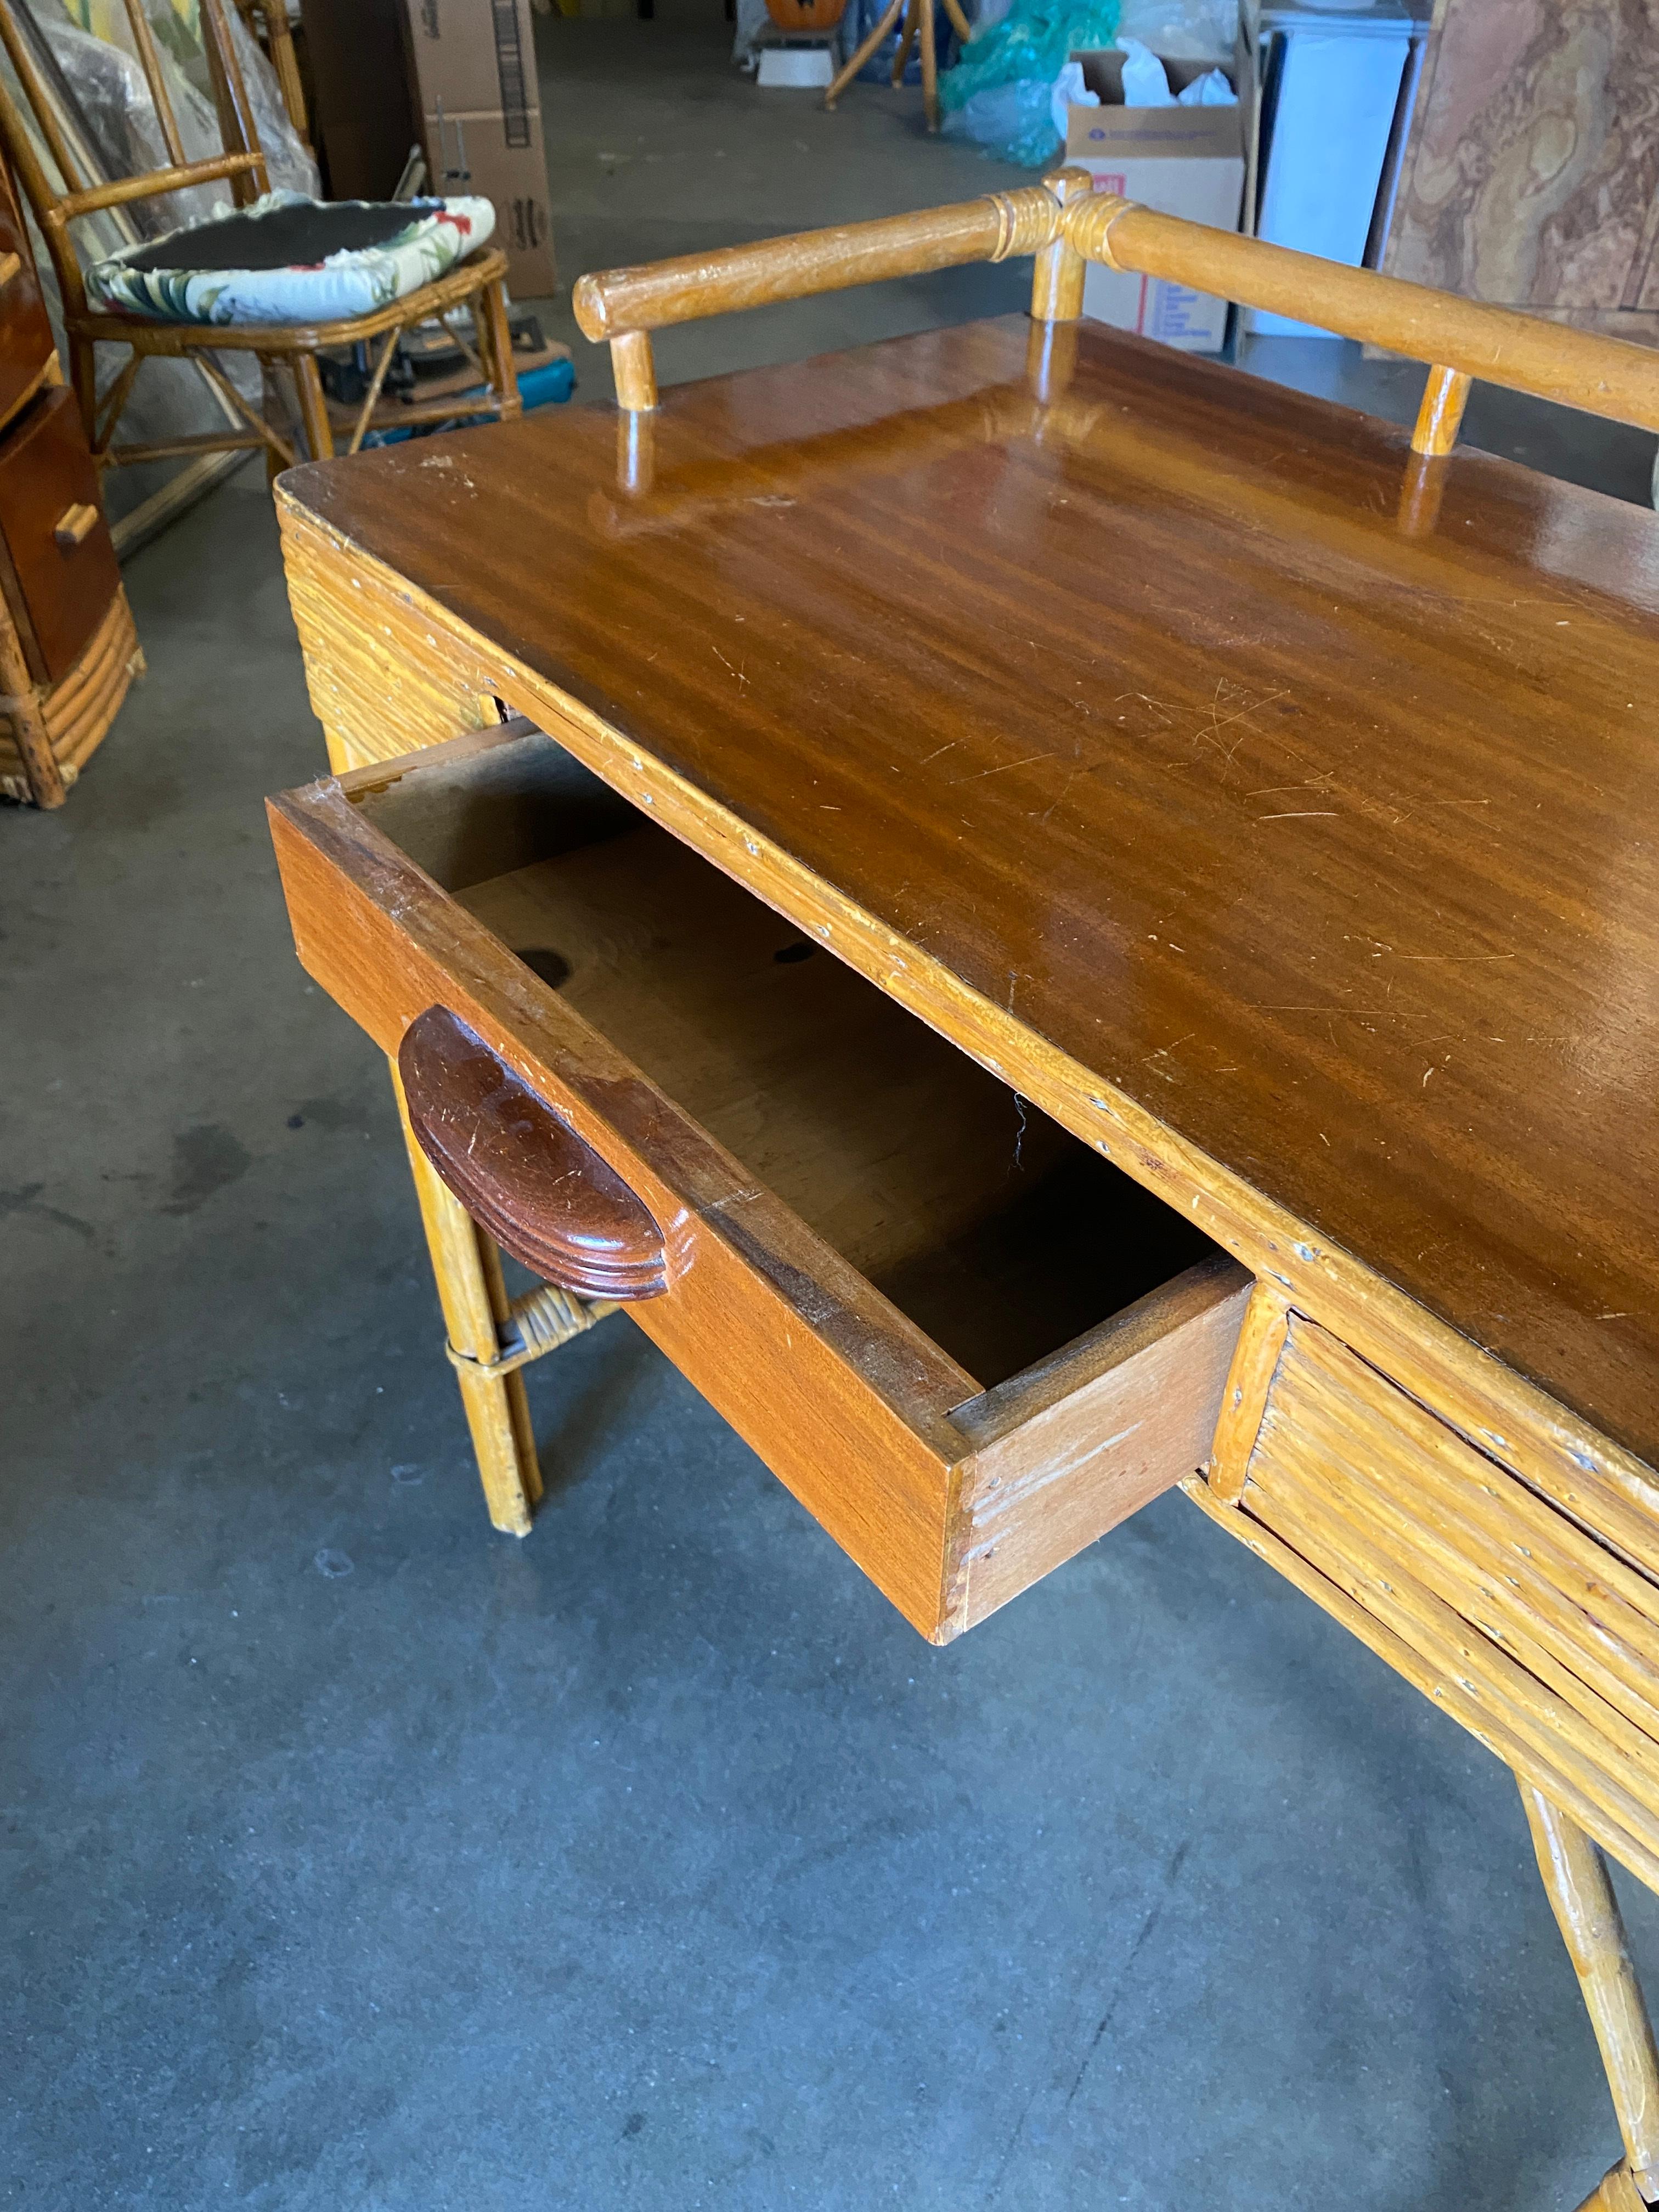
[
  {"left": 231, "top": 0, "right": 308, "bottom": 148},
  {"left": 0, "top": 0, "right": 520, "bottom": 469}
]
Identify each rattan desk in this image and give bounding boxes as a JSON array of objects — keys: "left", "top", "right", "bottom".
[{"left": 269, "top": 185, "right": 1659, "bottom": 2206}]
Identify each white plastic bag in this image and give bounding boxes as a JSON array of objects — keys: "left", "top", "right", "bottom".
[
  {"left": 1049, "top": 57, "right": 1097, "bottom": 139},
  {"left": 1119, "top": 35, "right": 1173, "bottom": 103},
  {"left": 1178, "top": 62, "right": 1234, "bottom": 103}
]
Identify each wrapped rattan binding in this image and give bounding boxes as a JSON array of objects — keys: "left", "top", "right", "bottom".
[{"left": 444, "top": 1280, "right": 618, "bottom": 1384}]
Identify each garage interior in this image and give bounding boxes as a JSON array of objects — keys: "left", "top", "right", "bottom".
[{"left": 7, "top": 8, "right": 1659, "bottom": 2209}]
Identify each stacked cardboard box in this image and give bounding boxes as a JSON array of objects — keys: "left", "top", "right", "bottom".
[
  {"left": 405, "top": 0, "right": 556, "bottom": 297},
  {"left": 1065, "top": 42, "right": 1252, "bottom": 353}
]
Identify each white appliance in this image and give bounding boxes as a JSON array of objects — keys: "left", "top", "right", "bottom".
[
  {"left": 757, "top": 42, "right": 837, "bottom": 86},
  {"left": 1245, "top": 0, "right": 1431, "bottom": 338}
]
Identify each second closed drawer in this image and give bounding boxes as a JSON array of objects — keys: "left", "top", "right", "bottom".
[
  {"left": 1231, "top": 1313, "right": 1659, "bottom": 1888},
  {"left": 0, "top": 385, "right": 120, "bottom": 685},
  {"left": 270, "top": 719, "right": 1251, "bottom": 1641}
]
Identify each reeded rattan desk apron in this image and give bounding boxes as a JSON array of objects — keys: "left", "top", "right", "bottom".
[{"left": 268, "top": 185, "right": 1659, "bottom": 2208}]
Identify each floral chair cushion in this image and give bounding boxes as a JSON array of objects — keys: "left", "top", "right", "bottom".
[{"left": 84, "top": 190, "right": 497, "bottom": 325}]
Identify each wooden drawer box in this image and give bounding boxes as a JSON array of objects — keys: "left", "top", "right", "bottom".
[
  {"left": 1226, "top": 1315, "right": 1659, "bottom": 1888},
  {"left": 269, "top": 720, "right": 1252, "bottom": 1641},
  {"left": 0, "top": 384, "right": 121, "bottom": 686}
]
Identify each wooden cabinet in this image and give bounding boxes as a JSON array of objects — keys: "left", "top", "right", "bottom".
[
  {"left": 0, "top": 385, "right": 122, "bottom": 685},
  {"left": 0, "top": 163, "right": 139, "bottom": 808},
  {"left": 0, "top": 174, "right": 54, "bottom": 427}
]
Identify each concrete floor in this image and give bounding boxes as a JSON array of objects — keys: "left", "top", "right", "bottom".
[{"left": 6, "top": 19, "right": 1658, "bottom": 2210}]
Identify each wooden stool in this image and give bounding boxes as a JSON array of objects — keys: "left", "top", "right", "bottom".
[{"left": 823, "top": 0, "right": 973, "bottom": 131}]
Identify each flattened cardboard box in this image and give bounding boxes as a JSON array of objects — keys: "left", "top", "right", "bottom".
[
  {"left": 405, "top": 0, "right": 538, "bottom": 127},
  {"left": 1066, "top": 47, "right": 1248, "bottom": 352},
  {"left": 404, "top": 0, "right": 555, "bottom": 296},
  {"left": 426, "top": 107, "right": 556, "bottom": 298}
]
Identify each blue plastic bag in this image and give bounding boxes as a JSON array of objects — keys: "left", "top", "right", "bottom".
[{"left": 938, "top": 0, "right": 1122, "bottom": 166}]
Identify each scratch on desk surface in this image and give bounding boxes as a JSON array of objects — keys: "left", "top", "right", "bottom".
[
  {"left": 1196, "top": 682, "right": 1289, "bottom": 771},
  {"left": 950, "top": 753, "right": 1047, "bottom": 786}
]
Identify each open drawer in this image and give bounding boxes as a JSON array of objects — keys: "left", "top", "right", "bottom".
[{"left": 268, "top": 720, "right": 1251, "bottom": 1642}]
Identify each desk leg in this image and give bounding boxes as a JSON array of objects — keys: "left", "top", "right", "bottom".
[
  {"left": 1522, "top": 1783, "right": 1659, "bottom": 2208},
  {"left": 1575, "top": 2166, "right": 1649, "bottom": 2211},
  {"left": 390, "top": 1058, "right": 543, "bottom": 1536}
]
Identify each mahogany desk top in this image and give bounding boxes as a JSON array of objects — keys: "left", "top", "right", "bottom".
[{"left": 282, "top": 314, "right": 1659, "bottom": 1479}]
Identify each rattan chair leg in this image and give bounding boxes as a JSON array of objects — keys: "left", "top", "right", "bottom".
[
  {"left": 68, "top": 332, "right": 97, "bottom": 443},
  {"left": 93, "top": 349, "right": 142, "bottom": 454},
  {"left": 193, "top": 351, "right": 295, "bottom": 466},
  {"left": 390, "top": 1058, "right": 544, "bottom": 1534},
  {"left": 479, "top": 277, "right": 523, "bottom": 420},
  {"left": 292, "top": 351, "right": 334, "bottom": 461},
  {"left": 824, "top": 0, "right": 902, "bottom": 108},
  {"left": 891, "top": 0, "right": 918, "bottom": 87},
  {"left": 0, "top": 612, "right": 65, "bottom": 805},
  {"left": 346, "top": 328, "right": 400, "bottom": 456},
  {"left": 1524, "top": 1782, "right": 1659, "bottom": 2203},
  {"left": 437, "top": 307, "right": 487, "bottom": 383}
]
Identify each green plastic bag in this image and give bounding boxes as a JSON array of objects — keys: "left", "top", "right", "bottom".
[{"left": 939, "top": 0, "right": 1122, "bottom": 167}]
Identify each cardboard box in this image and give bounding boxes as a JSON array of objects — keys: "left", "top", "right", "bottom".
[
  {"left": 405, "top": 0, "right": 538, "bottom": 134},
  {"left": 1066, "top": 47, "right": 1248, "bottom": 352},
  {"left": 403, "top": 0, "right": 556, "bottom": 298},
  {"left": 425, "top": 108, "right": 556, "bottom": 298}
]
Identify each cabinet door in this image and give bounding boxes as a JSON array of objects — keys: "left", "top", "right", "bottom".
[
  {"left": 0, "top": 385, "right": 120, "bottom": 685},
  {"left": 0, "top": 172, "right": 55, "bottom": 430}
]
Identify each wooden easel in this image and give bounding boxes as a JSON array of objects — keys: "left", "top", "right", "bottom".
[{"left": 823, "top": 0, "right": 973, "bottom": 131}]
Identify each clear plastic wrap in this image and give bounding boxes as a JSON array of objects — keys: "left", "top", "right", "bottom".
[
  {"left": 1114, "top": 0, "right": 1237, "bottom": 60},
  {"left": 0, "top": 0, "right": 321, "bottom": 520},
  {"left": 50, "top": 0, "right": 318, "bottom": 212},
  {"left": 938, "top": 0, "right": 1122, "bottom": 164},
  {"left": 32, "top": 13, "right": 222, "bottom": 232}
]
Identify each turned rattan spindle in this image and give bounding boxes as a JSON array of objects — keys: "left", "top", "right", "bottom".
[
  {"left": 1412, "top": 364, "right": 1470, "bottom": 456},
  {"left": 1396, "top": 454, "right": 1446, "bottom": 540},
  {"left": 1061, "top": 191, "right": 1659, "bottom": 434},
  {"left": 577, "top": 188, "right": 1067, "bottom": 420},
  {"left": 610, "top": 329, "right": 658, "bottom": 414},
  {"left": 617, "top": 405, "right": 654, "bottom": 493},
  {"left": 574, "top": 190, "right": 1065, "bottom": 346},
  {"left": 1523, "top": 1783, "right": 1659, "bottom": 2198},
  {"left": 1025, "top": 315, "right": 1079, "bottom": 404},
  {"left": 1031, "top": 166, "right": 1091, "bottom": 324}
]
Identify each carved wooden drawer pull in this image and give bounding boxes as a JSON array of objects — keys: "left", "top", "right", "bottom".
[
  {"left": 398, "top": 1005, "right": 668, "bottom": 1300},
  {"left": 53, "top": 501, "right": 99, "bottom": 552}
]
